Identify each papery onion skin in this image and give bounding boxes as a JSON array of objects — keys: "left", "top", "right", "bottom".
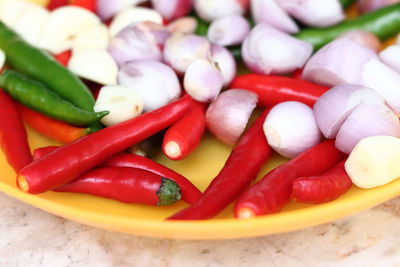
[
  {"left": 242, "top": 23, "right": 312, "bottom": 75},
  {"left": 163, "top": 33, "right": 212, "bottom": 75},
  {"left": 207, "top": 14, "right": 251, "bottom": 46},
  {"left": 206, "top": 89, "right": 258, "bottom": 145},
  {"left": 108, "top": 23, "right": 163, "bottom": 67},
  {"left": 337, "top": 30, "right": 382, "bottom": 52},
  {"left": 360, "top": 58, "right": 400, "bottom": 113},
  {"left": 109, "top": 7, "right": 163, "bottom": 37},
  {"left": 183, "top": 59, "right": 224, "bottom": 102},
  {"left": 379, "top": 45, "right": 400, "bottom": 74},
  {"left": 194, "top": 0, "right": 249, "bottom": 22},
  {"left": 279, "top": 0, "right": 345, "bottom": 28},
  {"left": 302, "top": 39, "right": 377, "bottom": 87},
  {"left": 97, "top": 0, "right": 148, "bottom": 21},
  {"left": 251, "top": 0, "right": 299, "bottom": 34},
  {"left": 118, "top": 60, "right": 181, "bottom": 112},
  {"left": 211, "top": 44, "right": 237, "bottom": 87},
  {"left": 151, "top": 0, "right": 192, "bottom": 21},
  {"left": 96, "top": 0, "right": 123, "bottom": 21},
  {"left": 263, "top": 101, "right": 321, "bottom": 158},
  {"left": 313, "top": 84, "right": 385, "bottom": 139},
  {"left": 335, "top": 102, "right": 400, "bottom": 154}
]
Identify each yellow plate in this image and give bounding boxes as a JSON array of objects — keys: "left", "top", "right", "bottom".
[
  {"left": 1, "top": 124, "right": 400, "bottom": 240},
  {"left": 2, "top": 0, "right": 400, "bottom": 240}
]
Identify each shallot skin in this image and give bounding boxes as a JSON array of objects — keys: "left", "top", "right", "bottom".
[
  {"left": 118, "top": 60, "right": 181, "bottom": 112},
  {"left": 242, "top": 23, "right": 312, "bottom": 75},
  {"left": 263, "top": 101, "right": 321, "bottom": 158},
  {"left": 207, "top": 14, "right": 251, "bottom": 46},
  {"left": 163, "top": 33, "right": 212, "bottom": 75},
  {"left": 206, "top": 89, "right": 258, "bottom": 145}
]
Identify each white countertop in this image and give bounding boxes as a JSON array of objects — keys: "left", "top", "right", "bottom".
[{"left": 2, "top": 191, "right": 400, "bottom": 266}]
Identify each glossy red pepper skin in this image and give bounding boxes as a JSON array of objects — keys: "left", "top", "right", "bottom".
[
  {"left": 32, "top": 146, "right": 58, "bottom": 160},
  {"left": 55, "top": 167, "right": 181, "bottom": 206},
  {"left": 168, "top": 108, "right": 272, "bottom": 220},
  {"left": 234, "top": 140, "right": 345, "bottom": 218},
  {"left": 32, "top": 146, "right": 202, "bottom": 205},
  {"left": 0, "top": 90, "right": 32, "bottom": 173},
  {"left": 101, "top": 152, "right": 202, "bottom": 204},
  {"left": 17, "top": 95, "right": 193, "bottom": 194},
  {"left": 229, "top": 74, "right": 329, "bottom": 108},
  {"left": 47, "top": 0, "right": 69, "bottom": 10},
  {"left": 53, "top": 50, "right": 71, "bottom": 68},
  {"left": 70, "top": 0, "right": 97, "bottom": 13},
  {"left": 162, "top": 100, "right": 207, "bottom": 160},
  {"left": 292, "top": 159, "right": 353, "bottom": 204}
]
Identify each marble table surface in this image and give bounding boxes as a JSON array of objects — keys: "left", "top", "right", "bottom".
[{"left": 2, "top": 192, "right": 400, "bottom": 266}]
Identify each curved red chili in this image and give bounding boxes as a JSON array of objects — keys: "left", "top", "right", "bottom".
[
  {"left": 17, "top": 95, "right": 193, "bottom": 194},
  {"left": 168, "top": 107, "right": 272, "bottom": 220},
  {"left": 32, "top": 146, "right": 202, "bottom": 205},
  {"left": 229, "top": 74, "right": 329, "bottom": 107},
  {"left": 234, "top": 140, "right": 345, "bottom": 219},
  {"left": 101, "top": 153, "right": 202, "bottom": 204},
  {"left": 0, "top": 90, "right": 32, "bottom": 173},
  {"left": 55, "top": 167, "right": 182, "bottom": 206},
  {"left": 162, "top": 100, "right": 207, "bottom": 160},
  {"left": 292, "top": 159, "right": 353, "bottom": 204}
]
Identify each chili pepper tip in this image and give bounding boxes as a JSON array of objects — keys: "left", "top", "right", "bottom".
[
  {"left": 235, "top": 207, "right": 256, "bottom": 219},
  {"left": 17, "top": 175, "right": 29, "bottom": 192},
  {"left": 164, "top": 141, "right": 181, "bottom": 159}
]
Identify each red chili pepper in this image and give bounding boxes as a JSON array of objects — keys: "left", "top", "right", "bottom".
[
  {"left": 101, "top": 153, "right": 202, "bottom": 204},
  {"left": 292, "top": 159, "right": 353, "bottom": 204},
  {"left": 229, "top": 74, "right": 329, "bottom": 108},
  {"left": 168, "top": 108, "right": 272, "bottom": 220},
  {"left": 0, "top": 90, "right": 32, "bottom": 173},
  {"left": 162, "top": 100, "right": 206, "bottom": 160},
  {"left": 47, "top": 0, "right": 69, "bottom": 10},
  {"left": 69, "top": 0, "right": 97, "bottom": 13},
  {"left": 19, "top": 104, "right": 89, "bottom": 144},
  {"left": 291, "top": 68, "right": 304, "bottom": 79},
  {"left": 32, "top": 146, "right": 59, "bottom": 160},
  {"left": 55, "top": 167, "right": 182, "bottom": 206},
  {"left": 234, "top": 140, "right": 345, "bottom": 219},
  {"left": 32, "top": 146, "right": 202, "bottom": 205},
  {"left": 17, "top": 95, "right": 192, "bottom": 194},
  {"left": 53, "top": 50, "right": 71, "bottom": 67}
]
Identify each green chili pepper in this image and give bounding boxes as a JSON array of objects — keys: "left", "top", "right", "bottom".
[
  {"left": 0, "top": 70, "right": 108, "bottom": 127},
  {"left": 338, "top": 0, "right": 357, "bottom": 9},
  {"left": 295, "top": 3, "right": 400, "bottom": 51},
  {"left": 0, "top": 21, "right": 104, "bottom": 132}
]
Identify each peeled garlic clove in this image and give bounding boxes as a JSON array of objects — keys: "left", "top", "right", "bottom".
[
  {"left": 94, "top": 85, "right": 144, "bottom": 126},
  {"left": 68, "top": 48, "right": 118, "bottom": 85},
  {"left": 0, "top": 0, "right": 34, "bottom": 28},
  {"left": 13, "top": 4, "right": 50, "bottom": 47},
  {"left": 345, "top": 135, "right": 400, "bottom": 189},
  {"left": 72, "top": 24, "right": 110, "bottom": 52},
  {"left": 38, "top": 6, "right": 101, "bottom": 54}
]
